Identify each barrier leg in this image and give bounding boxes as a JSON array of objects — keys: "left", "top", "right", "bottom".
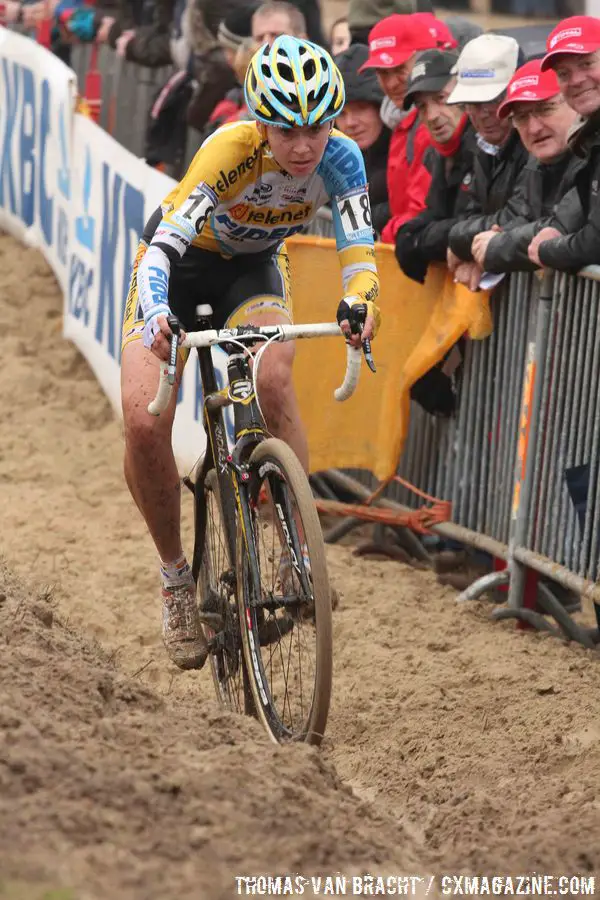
[
  {"left": 506, "top": 271, "right": 554, "bottom": 613},
  {"left": 456, "top": 568, "right": 509, "bottom": 603}
]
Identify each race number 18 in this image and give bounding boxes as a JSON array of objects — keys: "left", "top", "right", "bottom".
[{"left": 337, "top": 191, "right": 372, "bottom": 240}]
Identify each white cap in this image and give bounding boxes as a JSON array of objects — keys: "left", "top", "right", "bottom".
[{"left": 447, "top": 34, "right": 520, "bottom": 104}]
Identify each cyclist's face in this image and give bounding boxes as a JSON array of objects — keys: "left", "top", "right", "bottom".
[{"left": 266, "top": 123, "right": 331, "bottom": 176}]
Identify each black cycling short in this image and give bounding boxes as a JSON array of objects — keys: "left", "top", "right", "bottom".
[{"left": 122, "top": 207, "right": 292, "bottom": 352}]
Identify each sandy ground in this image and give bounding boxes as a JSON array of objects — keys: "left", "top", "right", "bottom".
[{"left": 1, "top": 235, "right": 600, "bottom": 898}]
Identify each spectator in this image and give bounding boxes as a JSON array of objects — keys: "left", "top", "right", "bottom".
[
  {"left": 330, "top": 16, "right": 350, "bottom": 55},
  {"left": 359, "top": 14, "right": 437, "bottom": 244},
  {"left": 471, "top": 59, "right": 578, "bottom": 273},
  {"left": 349, "top": 0, "right": 434, "bottom": 47},
  {"left": 186, "top": 0, "right": 250, "bottom": 135},
  {"left": 394, "top": 49, "right": 476, "bottom": 283},
  {"left": 335, "top": 44, "right": 391, "bottom": 232},
  {"left": 528, "top": 16, "right": 600, "bottom": 272},
  {"left": 105, "top": 0, "right": 177, "bottom": 66},
  {"left": 445, "top": 34, "right": 528, "bottom": 287},
  {"left": 251, "top": 1, "right": 308, "bottom": 46},
  {"left": 199, "top": 6, "right": 259, "bottom": 141}
]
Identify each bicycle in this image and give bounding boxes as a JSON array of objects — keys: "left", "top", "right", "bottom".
[{"left": 148, "top": 304, "right": 373, "bottom": 744}]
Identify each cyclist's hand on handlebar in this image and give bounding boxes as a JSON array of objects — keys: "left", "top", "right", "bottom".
[
  {"left": 143, "top": 311, "right": 186, "bottom": 361},
  {"left": 336, "top": 296, "right": 381, "bottom": 348}
]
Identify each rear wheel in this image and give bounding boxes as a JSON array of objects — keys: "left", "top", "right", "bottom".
[
  {"left": 197, "top": 469, "right": 253, "bottom": 714},
  {"left": 237, "top": 439, "right": 333, "bottom": 744}
]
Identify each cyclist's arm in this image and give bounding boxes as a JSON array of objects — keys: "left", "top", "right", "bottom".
[
  {"left": 136, "top": 125, "right": 248, "bottom": 331},
  {"left": 330, "top": 175, "right": 380, "bottom": 335}
]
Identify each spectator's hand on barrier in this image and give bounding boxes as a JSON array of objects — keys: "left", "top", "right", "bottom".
[
  {"left": 144, "top": 313, "right": 185, "bottom": 361},
  {"left": 447, "top": 247, "right": 461, "bottom": 274},
  {"left": 454, "top": 262, "right": 482, "bottom": 292},
  {"left": 472, "top": 225, "right": 502, "bottom": 268},
  {"left": 97, "top": 15, "right": 115, "bottom": 43},
  {"left": 527, "top": 227, "right": 562, "bottom": 268},
  {"left": 116, "top": 28, "right": 135, "bottom": 57}
]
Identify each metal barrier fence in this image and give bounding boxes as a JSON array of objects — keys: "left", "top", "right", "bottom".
[
  {"left": 70, "top": 44, "right": 172, "bottom": 159},
  {"left": 66, "top": 39, "right": 600, "bottom": 643}
]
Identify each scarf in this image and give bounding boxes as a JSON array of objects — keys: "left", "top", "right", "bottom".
[{"left": 430, "top": 113, "right": 469, "bottom": 158}]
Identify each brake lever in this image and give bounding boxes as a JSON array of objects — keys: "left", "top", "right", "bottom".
[
  {"left": 361, "top": 336, "right": 377, "bottom": 373},
  {"left": 349, "top": 304, "right": 376, "bottom": 374},
  {"left": 167, "top": 314, "right": 180, "bottom": 385}
]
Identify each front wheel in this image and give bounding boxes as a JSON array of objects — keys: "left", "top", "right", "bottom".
[{"left": 237, "top": 439, "right": 333, "bottom": 744}]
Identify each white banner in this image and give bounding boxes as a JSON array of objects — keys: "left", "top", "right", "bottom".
[
  {"left": 0, "top": 28, "right": 234, "bottom": 474},
  {"left": 0, "top": 27, "right": 76, "bottom": 294}
]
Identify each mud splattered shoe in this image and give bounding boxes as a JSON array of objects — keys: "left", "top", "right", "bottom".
[{"left": 162, "top": 581, "right": 208, "bottom": 670}]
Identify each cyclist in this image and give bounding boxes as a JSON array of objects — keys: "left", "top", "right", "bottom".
[{"left": 121, "top": 35, "right": 381, "bottom": 671}]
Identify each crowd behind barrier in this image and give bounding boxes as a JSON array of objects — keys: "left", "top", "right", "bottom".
[{"left": 4, "top": 13, "right": 600, "bottom": 648}]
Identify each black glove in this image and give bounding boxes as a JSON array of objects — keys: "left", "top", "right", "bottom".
[
  {"left": 395, "top": 228, "right": 428, "bottom": 284},
  {"left": 336, "top": 296, "right": 381, "bottom": 337}
]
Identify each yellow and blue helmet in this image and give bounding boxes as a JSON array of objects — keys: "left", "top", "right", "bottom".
[{"left": 244, "top": 35, "right": 345, "bottom": 128}]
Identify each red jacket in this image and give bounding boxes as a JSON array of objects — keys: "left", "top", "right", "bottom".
[{"left": 381, "top": 108, "right": 433, "bottom": 245}]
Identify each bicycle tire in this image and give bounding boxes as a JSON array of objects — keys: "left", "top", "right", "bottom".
[
  {"left": 237, "top": 438, "right": 333, "bottom": 744},
  {"left": 197, "top": 469, "right": 254, "bottom": 715}
]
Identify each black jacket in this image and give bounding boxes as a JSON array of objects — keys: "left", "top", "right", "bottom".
[
  {"left": 448, "top": 128, "right": 530, "bottom": 261},
  {"left": 363, "top": 127, "right": 391, "bottom": 235},
  {"left": 538, "top": 112, "right": 600, "bottom": 272},
  {"left": 482, "top": 151, "right": 575, "bottom": 273},
  {"left": 395, "top": 120, "right": 476, "bottom": 283}
]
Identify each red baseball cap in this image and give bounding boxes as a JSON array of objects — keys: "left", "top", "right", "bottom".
[
  {"left": 412, "top": 13, "right": 458, "bottom": 50},
  {"left": 541, "top": 16, "right": 600, "bottom": 71},
  {"left": 359, "top": 14, "right": 437, "bottom": 72},
  {"left": 497, "top": 59, "right": 561, "bottom": 118}
]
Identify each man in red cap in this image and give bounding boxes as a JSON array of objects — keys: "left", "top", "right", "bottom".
[
  {"left": 359, "top": 14, "right": 437, "bottom": 243},
  {"left": 527, "top": 16, "right": 600, "bottom": 270},
  {"left": 469, "top": 58, "right": 577, "bottom": 273}
]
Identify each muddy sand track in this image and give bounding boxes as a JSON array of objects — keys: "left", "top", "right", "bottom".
[{"left": 1, "top": 232, "right": 600, "bottom": 897}]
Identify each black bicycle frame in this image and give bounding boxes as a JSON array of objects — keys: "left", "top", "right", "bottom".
[{"left": 190, "top": 309, "right": 267, "bottom": 585}]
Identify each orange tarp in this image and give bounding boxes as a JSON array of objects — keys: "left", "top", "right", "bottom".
[{"left": 287, "top": 236, "right": 492, "bottom": 481}]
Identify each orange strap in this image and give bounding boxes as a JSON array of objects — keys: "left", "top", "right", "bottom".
[{"left": 315, "top": 476, "right": 451, "bottom": 535}]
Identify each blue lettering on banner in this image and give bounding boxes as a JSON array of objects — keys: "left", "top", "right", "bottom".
[
  {"left": 76, "top": 146, "right": 95, "bottom": 251},
  {"left": 0, "top": 59, "right": 20, "bottom": 215},
  {"left": 20, "top": 65, "right": 35, "bottom": 228},
  {"left": 95, "top": 164, "right": 121, "bottom": 358},
  {"left": 95, "top": 164, "right": 144, "bottom": 360},
  {"left": 69, "top": 254, "right": 93, "bottom": 325},
  {"left": 57, "top": 101, "right": 70, "bottom": 200},
  {"left": 38, "top": 79, "right": 53, "bottom": 245},
  {"left": 118, "top": 181, "right": 144, "bottom": 361}
]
